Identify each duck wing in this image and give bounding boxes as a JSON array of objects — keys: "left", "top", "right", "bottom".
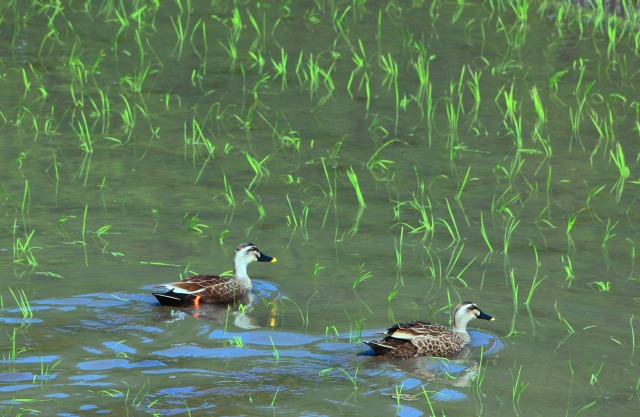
[
  {"left": 152, "top": 275, "right": 240, "bottom": 306},
  {"left": 376, "top": 320, "right": 448, "bottom": 340}
]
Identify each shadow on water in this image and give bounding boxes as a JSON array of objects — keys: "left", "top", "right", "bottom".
[{"left": 0, "top": 283, "right": 503, "bottom": 415}]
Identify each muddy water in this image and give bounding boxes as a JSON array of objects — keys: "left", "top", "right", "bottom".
[{"left": 1, "top": 1, "right": 639, "bottom": 416}]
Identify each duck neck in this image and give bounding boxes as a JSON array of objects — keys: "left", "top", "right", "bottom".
[
  {"left": 233, "top": 262, "right": 252, "bottom": 290},
  {"left": 452, "top": 317, "right": 471, "bottom": 343}
]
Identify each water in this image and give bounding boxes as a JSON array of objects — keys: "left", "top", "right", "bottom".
[{"left": 1, "top": 1, "right": 639, "bottom": 416}]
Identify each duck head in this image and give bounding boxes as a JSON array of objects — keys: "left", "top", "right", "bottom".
[
  {"left": 233, "top": 243, "right": 277, "bottom": 277},
  {"left": 453, "top": 301, "right": 494, "bottom": 332}
]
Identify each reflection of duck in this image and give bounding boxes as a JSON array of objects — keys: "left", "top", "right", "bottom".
[
  {"left": 365, "top": 301, "right": 494, "bottom": 358},
  {"left": 152, "top": 243, "right": 276, "bottom": 308}
]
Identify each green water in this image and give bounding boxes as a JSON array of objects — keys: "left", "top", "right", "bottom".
[{"left": 1, "top": 1, "right": 639, "bottom": 416}]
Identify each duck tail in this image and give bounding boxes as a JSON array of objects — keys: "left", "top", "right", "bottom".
[
  {"left": 364, "top": 340, "right": 396, "bottom": 356},
  {"left": 152, "top": 287, "right": 193, "bottom": 307}
]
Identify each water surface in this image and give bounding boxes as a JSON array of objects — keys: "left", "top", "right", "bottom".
[{"left": 1, "top": 1, "right": 639, "bottom": 416}]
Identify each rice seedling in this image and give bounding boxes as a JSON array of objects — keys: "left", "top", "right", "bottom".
[
  {"left": 271, "top": 47, "right": 288, "bottom": 91},
  {"left": 248, "top": 47, "right": 265, "bottom": 74},
  {"left": 194, "top": 136, "right": 215, "bottom": 185},
  {"left": 244, "top": 151, "right": 271, "bottom": 190},
  {"left": 587, "top": 281, "right": 611, "bottom": 292},
  {"left": 219, "top": 34, "right": 238, "bottom": 73},
  {"left": 625, "top": 237, "right": 637, "bottom": 280},
  {"left": 213, "top": 174, "right": 236, "bottom": 210},
  {"left": 379, "top": 52, "right": 399, "bottom": 134},
  {"left": 71, "top": 110, "right": 94, "bottom": 154},
  {"left": 348, "top": 317, "right": 364, "bottom": 343},
  {"left": 99, "top": 380, "right": 160, "bottom": 412},
  {"left": 602, "top": 218, "right": 618, "bottom": 251},
  {"left": 35, "top": 354, "right": 61, "bottom": 385},
  {"left": 244, "top": 188, "right": 266, "bottom": 222},
  {"left": 225, "top": 6, "right": 243, "bottom": 43},
  {"left": 480, "top": 211, "right": 493, "bottom": 254},
  {"left": 311, "top": 261, "right": 325, "bottom": 284},
  {"left": 437, "top": 199, "right": 461, "bottom": 246},
  {"left": 507, "top": 268, "right": 520, "bottom": 337},
  {"left": 182, "top": 212, "right": 208, "bottom": 235},
  {"left": 269, "top": 335, "right": 279, "bottom": 362},
  {"left": 278, "top": 296, "right": 308, "bottom": 328},
  {"left": 319, "top": 367, "right": 358, "bottom": 390},
  {"left": 9, "top": 288, "right": 33, "bottom": 319},
  {"left": 394, "top": 226, "right": 404, "bottom": 284},
  {"left": 561, "top": 254, "right": 574, "bottom": 288},
  {"left": 467, "top": 67, "right": 482, "bottom": 125},
  {"left": 455, "top": 165, "right": 477, "bottom": 204},
  {"left": 554, "top": 302, "right": 575, "bottom": 334},
  {"left": 503, "top": 217, "right": 519, "bottom": 256},
  {"left": 579, "top": 91, "right": 599, "bottom": 135},
  {"left": 285, "top": 194, "right": 299, "bottom": 229},
  {"left": 510, "top": 365, "right": 528, "bottom": 414},
  {"left": 530, "top": 85, "right": 545, "bottom": 129},
  {"left": 445, "top": 89, "right": 461, "bottom": 156},
  {"left": 414, "top": 53, "right": 434, "bottom": 142},
  {"left": 2, "top": 328, "right": 21, "bottom": 370},
  {"left": 225, "top": 336, "right": 244, "bottom": 347},
  {"left": 325, "top": 325, "right": 339, "bottom": 338},
  {"left": 35, "top": 271, "right": 64, "bottom": 279},
  {"left": 473, "top": 347, "right": 488, "bottom": 409},
  {"left": 566, "top": 212, "right": 577, "bottom": 254},
  {"left": 394, "top": 182, "right": 434, "bottom": 245},
  {"left": 610, "top": 142, "right": 629, "bottom": 202},
  {"left": 285, "top": 196, "right": 310, "bottom": 243},
  {"left": 524, "top": 243, "right": 546, "bottom": 314},
  {"left": 13, "top": 222, "right": 39, "bottom": 269},
  {"left": 346, "top": 166, "right": 366, "bottom": 235},
  {"left": 270, "top": 385, "right": 280, "bottom": 407},
  {"left": 332, "top": 6, "right": 352, "bottom": 41},
  {"left": 352, "top": 263, "right": 373, "bottom": 289},
  {"left": 419, "top": 386, "right": 438, "bottom": 415},
  {"left": 589, "top": 362, "right": 604, "bottom": 386},
  {"left": 630, "top": 315, "right": 636, "bottom": 363},
  {"left": 393, "top": 383, "right": 404, "bottom": 407},
  {"left": 447, "top": 248, "right": 474, "bottom": 289},
  {"left": 347, "top": 39, "right": 368, "bottom": 96},
  {"left": 366, "top": 139, "right": 398, "bottom": 182},
  {"left": 117, "top": 94, "right": 136, "bottom": 141},
  {"left": 223, "top": 304, "right": 231, "bottom": 333}
]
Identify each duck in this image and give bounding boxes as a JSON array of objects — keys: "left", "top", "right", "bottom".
[
  {"left": 152, "top": 243, "right": 276, "bottom": 308},
  {"left": 364, "top": 301, "right": 494, "bottom": 358}
]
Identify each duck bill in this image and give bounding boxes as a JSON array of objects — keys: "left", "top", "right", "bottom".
[
  {"left": 258, "top": 252, "right": 277, "bottom": 263},
  {"left": 478, "top": 311, "right": 495, "bottom": 321}
]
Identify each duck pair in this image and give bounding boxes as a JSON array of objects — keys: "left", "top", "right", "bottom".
[{"left": 151, "top": 243, "right": 495, "bottom": 358}]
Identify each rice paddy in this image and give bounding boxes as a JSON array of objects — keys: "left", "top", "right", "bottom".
[{"left": 1, "top": 0, "right": 639, "bottom": 415}]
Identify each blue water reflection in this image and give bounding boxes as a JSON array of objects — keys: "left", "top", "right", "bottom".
[{"left": 0, "top": 288, "right": 503, "bottom": 415}]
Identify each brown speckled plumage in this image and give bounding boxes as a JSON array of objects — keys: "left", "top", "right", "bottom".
[
  {"left": 152, "top": 243, "right": 276, "bottom": 307},
  {"left": 365, "top": 301, "right": 494, "bottom": 358}
]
